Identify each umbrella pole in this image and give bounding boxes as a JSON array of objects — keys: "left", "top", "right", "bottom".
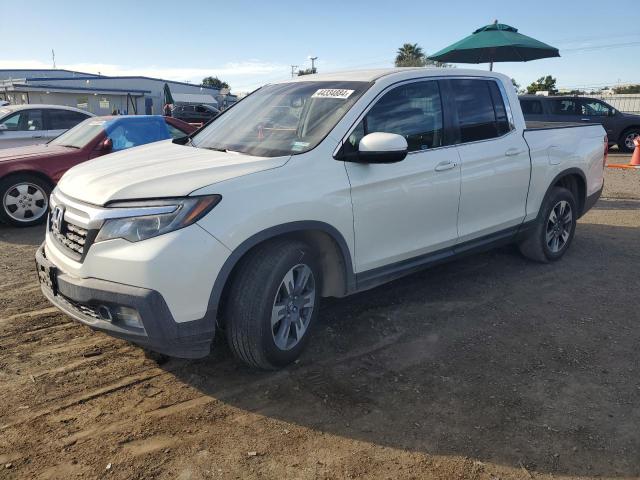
[{"left": 489, "top": 61, "right": 493, "bottom": 71}]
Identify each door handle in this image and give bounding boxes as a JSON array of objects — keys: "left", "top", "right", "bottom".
[
  {"left": 581, "top": 118, "right": 591, "bottom": 121},
  {"left": 33, "top": 135, "right": 43, "bottom": 138},
  {"left": 505, "top": 148, "right": 525, "bottom": 157},
  {"left": 434, "top": 160, "right": 457, "bottom": 172}
]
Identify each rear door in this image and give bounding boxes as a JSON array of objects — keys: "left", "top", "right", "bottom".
[
  {"left": 519, "top": 97, "right": 545, "bottom": 122},
  {"left": 0, "top": 109, "right": 45, "bottom": 148},
  {"left": 548, "top": 98, "right": 582, "bottom": 123},
  {"left": 447, "top": 78, "right": 530, "bottom": 242},
  {"left": 45, "top": 109, "right": 91, "bottom": 141},
  {"left": 344, "top": 79, "right": 461, "bottom": 273}
]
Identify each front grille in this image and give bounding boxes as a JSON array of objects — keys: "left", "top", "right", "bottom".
[
  {"left": 51, "top": 219, "right": 87, "bottom": 255},
  {"left": 50, "top": 214, "right": 90, "bottom": 260}
]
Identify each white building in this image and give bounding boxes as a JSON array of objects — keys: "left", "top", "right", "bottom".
[{"left": 0, "top": 69, "right": 237, "bottom": 115}]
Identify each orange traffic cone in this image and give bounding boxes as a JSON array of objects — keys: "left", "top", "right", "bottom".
[
  {"left": 607, "top": 136, "right": 640, "bottom": 169},
  {"left": 631, "top": 137, "right": 640, "bottom": 166}
]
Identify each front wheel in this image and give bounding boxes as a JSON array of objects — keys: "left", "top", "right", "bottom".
[
  {"left": 0, "top": 174, "right": 52, "bottom": 227},
  {"left": 224, "top": 239, "right": 321, "bottom": 370},
  {"left": 618, "top": 128, "right": 640, "bottom": 153},
  {"left": 518, "top": 187, "right": 577, "bottom": 263}
]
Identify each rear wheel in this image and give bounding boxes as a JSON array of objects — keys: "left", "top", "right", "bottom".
[
  {"left": 0, "top": 174, "right": 51, "bottom": 227},
  {"left": 618, "top": 128, "right": 640, "bottom": 153},
  {"left": 224, "top": 239, "right": 321, "bottom": 370},
  {"left": 518, "top": 187, "right": 577, "bottom": 263}
]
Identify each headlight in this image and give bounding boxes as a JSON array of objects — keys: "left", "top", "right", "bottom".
[{"left": 95, "top": 195, "right": 221, "bottom": 243}]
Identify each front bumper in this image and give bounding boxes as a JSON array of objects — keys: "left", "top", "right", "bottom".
[{"left": 36, "top": 244, "right": 215, "bottom": 358}]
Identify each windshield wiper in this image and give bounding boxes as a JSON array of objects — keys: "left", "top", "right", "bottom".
[
  {"left": 204, "top": 147, "right": 245, "bottom": 155},
  {"left": 61, "top": 145, "right": 81, "bottom": 149}
]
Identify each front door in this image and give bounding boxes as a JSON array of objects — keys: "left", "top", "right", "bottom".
[
  {"left": 344, "top": 79, "right": 461, "bottom": 273},
  {"left": 0, "top": 109, "right": 45, "bottom": 148},
  {"left": 577, "top": 98, "right": 616, "bottom": 139}
]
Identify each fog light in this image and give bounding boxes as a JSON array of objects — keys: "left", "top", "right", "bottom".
[
  {"left": 112, "top": 306, "right": 143, "bottom": 329},
  {"left": 97, "top": 305, "right": 112, "bottom": 321}
]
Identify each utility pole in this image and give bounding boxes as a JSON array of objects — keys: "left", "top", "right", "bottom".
[
  {"left": 290, "top": 65, "right": 298, "bottom": 78},
  {"left": 309, "top": 56, "right": 318, "bottom": 73},
  {"left": 51, "top": 49, "right": 56, "bottom": 69}
]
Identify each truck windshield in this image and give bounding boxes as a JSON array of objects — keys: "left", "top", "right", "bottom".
[{"left": 191, "top": 81, "right": 370, "bottom": 157}]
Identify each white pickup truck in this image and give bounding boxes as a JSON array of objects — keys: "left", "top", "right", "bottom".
[{"left": 35, "top": 68, "right": 606, "bottom": 369}]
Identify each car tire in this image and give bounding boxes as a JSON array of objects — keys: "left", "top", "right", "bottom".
[
  {"left": 618, "top": 128, "right": 640, "bottom": 153},
  {"left": 518, "top": 187, "right": 577, "bottom": 263},
  {"left": 224, "top": 239, "right": 322, "bottom": 370},
  {"left": 0, "top": 174, "right": 52, "bottom": 227}
]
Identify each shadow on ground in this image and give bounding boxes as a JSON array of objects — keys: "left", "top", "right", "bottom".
[
  {"left": 0, "top": 223, "right": 45, "bottom": 246},
  {"left": 167, "top": 222, "right": 640, "bottom": 478}
]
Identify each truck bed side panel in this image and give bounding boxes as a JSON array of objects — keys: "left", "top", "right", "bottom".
[{"left": 522, "top": 124, "right": 605, "bottom": 222}]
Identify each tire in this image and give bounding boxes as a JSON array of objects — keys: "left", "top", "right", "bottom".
[
  {"left": 224, "top": 239, "right": 322, "bottom": 370},
  {"left": 618, "top": 128, "right": 640, "bottom": 153},
  {"left": 0, "top": 174, "right": 52, "bottom": 227},
  {"left": 518, "top": 187, "right": 577, "bottom": 263}
]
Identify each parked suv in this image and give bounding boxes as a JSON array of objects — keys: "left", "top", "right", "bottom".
[
  {"left": 171, "top": 104, "right": 220, "bottom": 124},
  {"left": 519, "top": 95, "right": 640, "bottom": 152},
  {"left": 37, "top": 69, "right": 606, "bottom": 369},
  {"left": 0, "top": 104, "right": 93, "bottom": 149}
]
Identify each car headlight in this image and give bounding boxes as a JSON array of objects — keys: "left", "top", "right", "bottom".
[{"left": 95, "top": 195, "right": 221, "bottom": 243}]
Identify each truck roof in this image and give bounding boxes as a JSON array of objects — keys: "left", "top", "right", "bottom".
[{"left": 279, "top": 67, "right": 509, "bottom": 84}]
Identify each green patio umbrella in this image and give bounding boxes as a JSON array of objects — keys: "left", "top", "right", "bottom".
[
  {"left": 163, "top": 83, "right": 174, "bottom": 105},
  {"left": 428, "top": 21, "right": 559, "bottom": 71}
]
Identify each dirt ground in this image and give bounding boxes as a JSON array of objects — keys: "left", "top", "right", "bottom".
[{"left": 1, "top": 154, "right": 639, "bottom": 480}]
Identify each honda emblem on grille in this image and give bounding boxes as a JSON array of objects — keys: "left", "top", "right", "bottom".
[{"left": 51, "top": 206, "right": 64, "bottom": 234}]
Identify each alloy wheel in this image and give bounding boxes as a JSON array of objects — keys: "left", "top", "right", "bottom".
[
  {"left": 546, "top": 200, "right": 573, "bottom": 254},
  {"left": 624, "top": 132, "right": 639, "bottom": 150},
  {"left": 271, "top": 264, "right": 316, "bottom": 351}
]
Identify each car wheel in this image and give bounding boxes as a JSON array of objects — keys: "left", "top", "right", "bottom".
[
  {"left": 618, "top": 128, "right": 640, "bottom": 153},
  {"left": 518, "top": 187, "right": 577, "bottom": 263},
  {"left": 0, "top": 174, "right": 52, "bottom": 227},
  {"left": 224, "top": 239, "right": 321, "bottom": 370}
]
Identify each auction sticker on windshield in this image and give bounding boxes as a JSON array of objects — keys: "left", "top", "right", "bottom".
[{"left": 311, "top": 89, "right": 354, "bottom": 99}]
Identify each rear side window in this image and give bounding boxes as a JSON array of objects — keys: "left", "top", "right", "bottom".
[
  {"left": 551, "top": 99, "right": 577, "bottom": 115},
  {"left": 348, "top": 80, "right": 444, "bottom": 152},
  {"left": 47, "top": 109, "right": 89, "bottom": 130},
  {"left": 450, "top": 79, "right": 511, "bottom": 143},
  {"left": 520, "top": 99, "right": 543, "bottom": 115}
]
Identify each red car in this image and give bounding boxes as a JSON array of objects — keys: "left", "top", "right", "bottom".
[{"left": 0, "top": 115, "right": 195, "bottom": 226}]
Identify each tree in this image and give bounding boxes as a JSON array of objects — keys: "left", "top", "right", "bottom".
[
  {"left": 614, "top": 84, "right": 640, "bottom": 94},
  {"left": 297, "top": 68, "right": 317, "bottom": 76},
  {"left": 526, "top": 75, "right": 558, "bottom": 95},
  {"left": 394, "top": 43, "right": 449, "bottom": 68},
  {"left": 511, "top": 78, "right": 520, "bottom": 92},
  {"left": 202, "top": 76, "right": 230, "bottom": 90}
]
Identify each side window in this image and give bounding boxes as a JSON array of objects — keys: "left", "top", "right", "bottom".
[
  {"left": 520, "top": 99, "right": 543, "bottom": 115},
  {"left": 0, "top": 111, "right": 23, "bottom": 131},
  {"left": 348, "top": 80, "right": 444, "bottom": 153},
  {"left": 0, "top": 110, "right": 44, "bottom": 131},
  {"left": 48, "top": 110, "right": 89, "bottom": 130},
  {"left": 551, "top": 99, "right": 577, "bottom": 115},
  {"left": 580, "top": 100, "right": 610, "bottom": 116},
  {"left": 488, "top": 81, "right": 512, "bottom": 136},
  {"left": 450, "top": 79, "right": 502, "bottom": 143}
]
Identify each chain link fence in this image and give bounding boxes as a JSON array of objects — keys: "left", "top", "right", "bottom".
[{"left": 581, "top": 94, "right": 640, "bottom": 114}]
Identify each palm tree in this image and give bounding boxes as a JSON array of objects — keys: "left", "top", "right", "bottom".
[{"left": 395, "top": 43, "right": 426, "bottom": 67}]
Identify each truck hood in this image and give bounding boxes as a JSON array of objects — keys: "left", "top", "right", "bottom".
[
  {"left": 0, "top": 144, "right": 74, "bottom": 163},
  {"left": 57, "top": 141, "right": 289, "bottom": 205}
]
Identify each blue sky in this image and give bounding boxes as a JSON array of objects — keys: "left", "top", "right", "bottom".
[{"left": 1, "top": 0, "right": 638, "bottom": 93}]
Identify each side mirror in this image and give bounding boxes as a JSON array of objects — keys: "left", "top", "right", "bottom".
[
  {"left": 351, "top": 132, "right": 408, "bottom": 164},
  {"left": 0, "top": 124, "right": 7, "bottom": 131},
  {"left": 98, "top": 137, "right": 113, "bottom": 152},
  {"left": 610, "top": 109, "right": 617, "bottom": 116}
]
